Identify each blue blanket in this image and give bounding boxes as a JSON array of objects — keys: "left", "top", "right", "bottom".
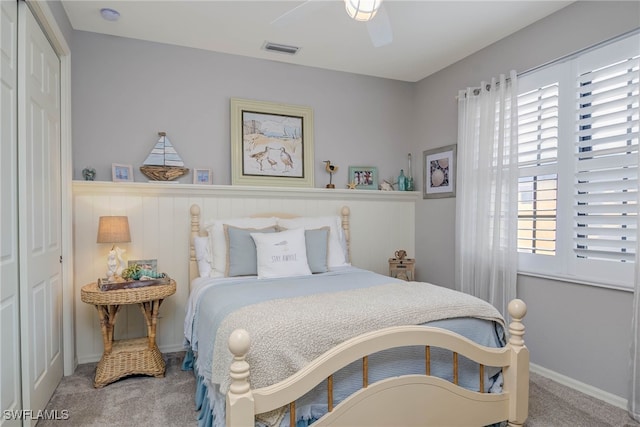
[{"left": 185, "top": 268, "right": 407, "bottom": 382}]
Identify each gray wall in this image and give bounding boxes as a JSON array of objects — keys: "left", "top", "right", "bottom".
[
  {"left": 70, "top": 0, "right": 640, "bottom": 400},
  {"left": 71, "top": 32, "right": 414, "bottom": 186},
  {"left": 411, "top": 1, "right": 640, "bottom": 398}
]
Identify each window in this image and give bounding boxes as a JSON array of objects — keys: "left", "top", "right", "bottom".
[
  {"left": 517, "top": 82, "right": 559, "bottom": 256},
  {"left": 517, "top": 33, "right": 639, "bottom": 289}
]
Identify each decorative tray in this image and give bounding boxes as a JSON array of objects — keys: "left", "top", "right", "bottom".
[{"left": 98, "top": 277, "right": 171, "bottom": 291}]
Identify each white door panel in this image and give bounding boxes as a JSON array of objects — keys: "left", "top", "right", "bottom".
[
  {"left": 0, "top": 0, "right": 21, "bottom": 426},
  {"left": 18, "top": 3, "right": 62, "bottom": 422}
]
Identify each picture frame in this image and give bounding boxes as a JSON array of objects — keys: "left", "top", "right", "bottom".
[
  {"left": 230, "top": 98, "right": 314, "bottom": 187},
  {"left": 193, "top": 168, "right": 212, "bottom": 185},
  {"left": 348, "top": 166, "right": 378, "bottom": 190},
  {"left": 423, "top": 144, "right": 456, "bottom": 199},
  {"left": 112, "top": 163, "right": 133, "bottom": 182},
  {"left": 128, "top": 259, "right": 157, "bottom": 273}
]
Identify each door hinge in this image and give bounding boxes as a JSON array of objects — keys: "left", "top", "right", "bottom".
[{"left": 60, "top": 255, "right": 63, "bottom": 263}]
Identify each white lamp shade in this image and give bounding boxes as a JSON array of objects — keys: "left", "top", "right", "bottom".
[{"left": 344, "top": 0, "right": 382, "bottom": 22}]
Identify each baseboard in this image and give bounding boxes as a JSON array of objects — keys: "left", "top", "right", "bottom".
[
  {"left": 77, "top": 353, "right": 101, "bottom": 364},
  {"left": 160, "top": 344, "right": 188, "bottom": 355},
  {"left": 531, "top": 363, "right": 628, "bottom": 410}
]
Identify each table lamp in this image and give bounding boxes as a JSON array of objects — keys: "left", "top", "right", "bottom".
[{"left": 97, "top": 216, "right": 131, "bottom": 281}]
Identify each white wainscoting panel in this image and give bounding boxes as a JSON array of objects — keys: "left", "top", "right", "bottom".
[{"left": 73, "top": 182, "right": 418, "bottom": 363}]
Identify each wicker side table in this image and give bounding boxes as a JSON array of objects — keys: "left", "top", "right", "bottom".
[
  {"left": 81, "top": 279, "right": 176, "bottom": 388},
  {"left": 388, "top": 258, "right": 415, "bottom": 281}
]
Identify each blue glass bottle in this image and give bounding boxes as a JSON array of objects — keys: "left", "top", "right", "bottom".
[{"left": 398, "top": 169, "right": 406, "bottom": 191}]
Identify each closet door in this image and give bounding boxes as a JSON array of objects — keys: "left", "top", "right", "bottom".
[
  {"left": 0, "top": 1, "right": 21, "bottom": 425},
  {"left": 18, "top": 2, "right": 63, "bottom": 420}
]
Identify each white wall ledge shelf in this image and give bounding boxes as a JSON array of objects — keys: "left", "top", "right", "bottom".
[{"left": 73, "top": 181, "right": 421, "bottom": 202}]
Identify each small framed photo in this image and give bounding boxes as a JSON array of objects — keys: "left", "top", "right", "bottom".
[
  {"left": 112, "top": 163, "right": 133, "bottom": 182},
  {"left": 423, "top": 144, "right": 456, "bottom": 199},
  {"left": 129, "top": 259, "right": 157, "bottom": 273},
  {"left": 348, "top": 166, "right": 378, "bottom": 190},
  {"left": 193, "top": 168, "right": 212, "bottom": 184}
]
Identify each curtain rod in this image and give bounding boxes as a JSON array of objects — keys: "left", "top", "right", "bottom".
[
  {"left": 518, "top": 27, "right": 639, "bottom": 79},
  {"left": 457, "top": 27, "right": 640, "bottom": 100}
]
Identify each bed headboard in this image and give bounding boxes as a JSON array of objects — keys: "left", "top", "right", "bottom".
[{"left": 189, "top": 204, "right": 351, "bottom": 284}]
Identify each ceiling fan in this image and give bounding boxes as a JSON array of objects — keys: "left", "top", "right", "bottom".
[{"left": 270, "top": 0, "right": 393, "bottom": 48}]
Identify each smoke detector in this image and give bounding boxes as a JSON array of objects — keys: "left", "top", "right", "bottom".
[{"left": 100, "top": 8, "right": 120, "bottom": 22}]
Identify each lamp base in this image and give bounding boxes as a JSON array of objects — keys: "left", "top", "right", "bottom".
[{"left": 106, "top": 246, "right": 127, "bottom": 280}]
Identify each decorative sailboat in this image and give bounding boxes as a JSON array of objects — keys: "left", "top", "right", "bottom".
[{"left": 140, "top": 132, "right": 189, "bottom": 181}]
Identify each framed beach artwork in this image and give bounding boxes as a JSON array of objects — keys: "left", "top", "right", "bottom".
[
  {"left": 348, "top": 166, "right": 378, "bottom": 190},
  {"left": 423, "top": 144, "right": 456, "bottom": 199},
  {"left": 193, "top": 168, "right": 212, "bottom": 184},
  {"left": 230, "top": 98, "right": 314, "bottom": 187},
  {"left": 112, "top": 163, "right": 133, "bottom": 182}
]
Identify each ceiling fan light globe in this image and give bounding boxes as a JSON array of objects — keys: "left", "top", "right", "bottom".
[{"left": 344, "top": 0, "right": 382, "bottom": 22}]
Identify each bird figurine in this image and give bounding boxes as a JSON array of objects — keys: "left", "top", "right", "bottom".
[
  {"left": 280, "top": 147, "right": 293, "bottom": 172},
  {"left": 323, "top": 160, "right": 338, "bottom": 188}
]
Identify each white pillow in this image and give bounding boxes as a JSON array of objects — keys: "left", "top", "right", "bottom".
[
  {"left": 205, "top": 217, "right": 278, "bottom": 277},
  {"left": 277, "top": 216, "right": 349, "bottom": 268},
  {"left": 193, "top": 236, "right": 212, "bottom": 277},
  {"left": 251, "top": 228, "right": 312, "bottom": 279}
]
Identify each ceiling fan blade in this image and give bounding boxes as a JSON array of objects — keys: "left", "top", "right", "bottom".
[
  {"left": 270, "top": 0, "right": 330, "bottom": 27},
  {"left": 366, "top": 4, "right": 393, "bottom": 47}
]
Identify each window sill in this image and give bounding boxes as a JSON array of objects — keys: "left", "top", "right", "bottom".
[{"left": 517, "top": 270, "right": 633, "bottom": 293}]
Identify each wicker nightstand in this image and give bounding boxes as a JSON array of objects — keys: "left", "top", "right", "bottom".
[
  {"left": 388, "top": 258, "right": 415, "bottom": 281},
  {"left": 81, "top": 279, "right": 176, "bottom": 388}
]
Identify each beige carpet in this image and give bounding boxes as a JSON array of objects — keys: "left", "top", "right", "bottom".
[
  {"left": 39, "top": 352, "right": 639, "bottom": 426},
  {"left": 39, "top": 352, "right": 197, "bottom": 426},
  {"left": 526, "top": 373, "right": 638, "bottom": 427}
]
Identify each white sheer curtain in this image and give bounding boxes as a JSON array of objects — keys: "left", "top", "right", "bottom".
[{"left": 455, "top": 71, "right": 519, "bottom": 317}]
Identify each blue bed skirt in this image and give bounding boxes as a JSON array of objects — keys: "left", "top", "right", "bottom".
[{"left": 183, "top": 350, "right": 321, "bottom": 427}]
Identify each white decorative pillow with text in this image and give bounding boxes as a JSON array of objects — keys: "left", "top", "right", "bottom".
[{"left": 250, "top": 228, "right": 312, "bottom": 279}]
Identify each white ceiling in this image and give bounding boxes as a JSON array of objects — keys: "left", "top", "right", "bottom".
[{"left": 61, "top": 0, "right": 573, "bottom": 82}]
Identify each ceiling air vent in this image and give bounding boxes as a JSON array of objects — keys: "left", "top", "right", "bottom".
[{"left": 263, "top": 42, "right": 300, "bottom": 55}]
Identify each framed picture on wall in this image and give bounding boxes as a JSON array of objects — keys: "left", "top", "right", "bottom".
[
  {"left": 193, "top": 168, "right": 212, "bottom": 184},
  {"left": 348, "top": 166, "right": 378, "bottom": 190},
  {"left": 423, "top": 144, "right": 456, "bottom": 199},
  {"left": 112, "top": 163, "right": 133, "bottom": 182},
  {"left": 230, "top": 98, "right": 314, "bottom": 187}
]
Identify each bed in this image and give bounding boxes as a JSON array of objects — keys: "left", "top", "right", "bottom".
[{"left": 183, "top": 204, "right": 529, "bottom": 427}]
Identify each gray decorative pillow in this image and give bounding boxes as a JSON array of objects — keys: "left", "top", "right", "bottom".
[
  {"left": 224, "top": 225, "right": 277, "bottom": 276},
  {"left": 305, "top": 227, "right": 330, "bottom": 273},
  {"left": 276, "top": 226, "right": 330, "bottom": 273}
]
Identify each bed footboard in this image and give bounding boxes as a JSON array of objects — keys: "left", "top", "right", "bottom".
[{"left": 226, "top": 299, "right": 529, "bottom": 426}]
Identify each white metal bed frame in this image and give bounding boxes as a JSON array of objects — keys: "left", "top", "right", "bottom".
[{"left": 188, "top": 203, "right": 529, "bottom": 427}]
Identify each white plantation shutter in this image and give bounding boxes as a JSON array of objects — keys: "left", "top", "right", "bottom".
[
  {"left": 517, "top": 32, "right": 640, "bottom": 288},
  {"left": 574, "top": 46, "right": 639, "bottom": 262},
  {"left": 517, "top": 83, "right": 559, "bottom": 255}
]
